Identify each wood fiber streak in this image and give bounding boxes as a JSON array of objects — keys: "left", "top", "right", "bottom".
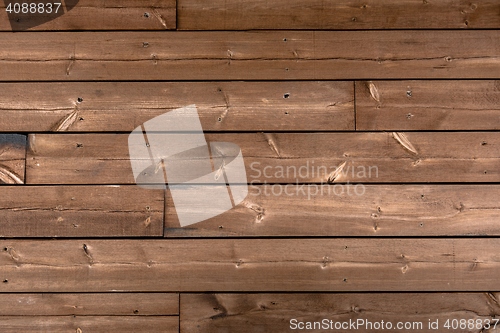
[
  {"left": 0, "top": 239, "right": 499, "bottom": 291},
  {"left": 0, "top": 82, "right": 354, "bottom": 131},
  {"left": 181, "top": 293, "right": 500, "bottom": 333},
  {"left": 1, "top": 31, "right": 500, "bottom": 80},
  {"left": 178, "top": 0, "right": 500, "bottom": 30},
  {"left": 26, "top": 132, "right": 500, "bottom": 184},
  {"left": 0, "top": 134, "right": 26, "bottom": 184}
]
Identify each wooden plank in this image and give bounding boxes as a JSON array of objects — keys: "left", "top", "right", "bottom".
[
  {"left": 165, "top": 185, "right": 500, "bottom": 237},
  {"left": 0, "top": 239, "right": 499, "bottom": 291},
  {"left": 0, "top": 316, "right": 178, "bottom": 333},
  {"left": 26, "top": 132, "right": 500, "bottom": 184},
  {"left": 356, "top": 80, "right": 500, "bottom": 130},
  {"left": 2, "top": 31, "right": 500, "bottom": 81},
  {"left": 0, "top": 186, "right": 163, "bottom": 237},
  {"left": 181, "top": 293, "right": 500, "bottom": 333},
  {"left": 0, "top": 293, "right": 178, "bottom": 315},
  {"left": 0, "top": 82, "right": 354, "bottom": 132},
  {"left": 0, "top": 134, "right": 25, "bottom": 184},
  {"left": 178, "top": 0, "right": 500, "bottom": 30},
  {"left": 0, "top": 0, "right": 176, "bottom": 31}
]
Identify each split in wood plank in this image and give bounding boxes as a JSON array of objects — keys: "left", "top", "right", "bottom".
[
  {"left": 2, "top": 31, "right": 500, "bottom": 80},
  {"left": 177, "top": 0, "right": 500, "bottom": 30},
  {"left": 0, "top": 134, "right": 26, "bottom": 184},
  {"left": 1, "top": 239, "right": 499, "bottom": 291}
]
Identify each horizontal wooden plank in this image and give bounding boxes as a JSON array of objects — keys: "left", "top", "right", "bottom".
[
  {"left": 181, "top": 293, "right": 500, "bottom": 333},
  {"left": 178, "top": 0, "right": 500, "bottom": 30},
  {"left": 0, "top": 293, "right": 178, "bottom": 315},
  {"left": 26, "top": 132, "right": 500, "bottom": 184},
  {"left": 2, "top": 31, "right": 500, "bottom": 80},
  {"left": 0, "top": 0, "right": 176, "bottom": 31},
  {"left": 0, "top": 239, "right": 499, "bottom": 291},
  {"left": 0, "top": 316, "right": 178, "bottom": 333},
  {"left": 0, "top": 186, "right": 163, "bottom": 237},
  {"left": 165, "top": 185, "right": 500, "bottom": 237},
  {"left": 356, "top": 80, "right": 500, "bottom": 130},
  {"left": 0, "top": 134, "right": 26, "bottom": 184},
  {"left": 0, "top": 82, "right": 354, "bottom": 132}
]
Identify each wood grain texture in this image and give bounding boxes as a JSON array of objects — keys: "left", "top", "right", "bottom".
[
  {"left": 181, "top": 293, "right": 500, "bottom": 333},
  {"left": 165, "top": 185, "right": 500, "bottom": 237},
  {"left": 0, "top": 239, "right": 499, "bottom": 292},
  {"left": 0, "top": 186, "right": 163, "bottom": 237},
  {"left": 0, "top": 82, "right": 354, "bottom": 132},
  {"left": 0, "top": 316, "right": 178, "bottom": 333},
  {"left": 26, "top": 132, "right": 500, "bottom": 184},
  {"left": 0, "top": 0, "right": 176, "bottom": 31},
  {"left": 178, "top": 0, "right": 500, "bottom": 30},
  {"left": 0, "top": 134, "right": 26, "bottom": 184},
  {"left": 0, "top": 293, "right": 178, "bottom": 315},
  {"left": 356, "top": 80, "right": 500, "bottom": 130},
  {"left": 2, "top": 31, "right": 500, "bottom": 81}
]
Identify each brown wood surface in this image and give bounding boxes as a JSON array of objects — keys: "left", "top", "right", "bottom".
[
  {"left": 356, "top": 80, "right": 500, "bottom": 130},
  {"left": 26, "top": 132, "right": 500, "bottom": 184},
  {"left": 0, "top": 82, "right": 354, "bottom": 132},
  {"left": 165, "top": 185, "right": 500, "bottom": 237},
  {"left": 178, "top": 0, "right": 500, "bottom": 30},
  {"left": 0, "top": 316, "right": 178, "bottom": 333},
  {"left": 2, "top": 31, "right": 500, "bottom": 81},
  {"left": 0, "top": 0, "right": 176, "bottom": 31},
  {"left": 181, "top": 293, "right": 500, "bottom": 333},
  {"left": 0, "top": 239, "right": 499, "bottom": 292},
  {"left": 0, "top": 293, "right": 178, "bottom": 315},
  {"left": 0, "top": 186, "right": 163, "bottom": 237}
]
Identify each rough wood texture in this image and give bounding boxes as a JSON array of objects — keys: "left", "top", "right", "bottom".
[
  {"left": 0, "top": 134, "right": 26, "bottom": 184},
  {"left": 165, "top": 185, "right": 500, "bottom": 237},
  {"left": 356, "top": 80, "right": 500, "bottom": 130},
  {"left": 0, "top": 82, "right": 354, "bottom": 132},
  {"left": 181, "top": 293, "right": 500, "bottom": 333},
  {"left": 26, "top": 132, "right": 500, "bottom": 184},
  {"left": 0, "top": 239, "right": 499, "bottom": 292},
  {"left": 0, "top": 0, "right": 176, "bottom": 31},
  {"left": 178, "top": 0, "right": 500, "bottom": 30},
  {"left": 0, "top": 186, "right": 163, "bottom": 237},
  {"left": 0, "top": 316, "right": 178, "bottom": 333},
  {"left": 2, "top": 31, "right": 500, "bottom": 80},
  {"left": 0, "top": 293, "right": 178, "bottom": 315}
]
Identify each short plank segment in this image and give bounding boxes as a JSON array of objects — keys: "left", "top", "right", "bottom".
[
  {"left": 0, "top": 293, "right": 179, "bottom": 315},
  {"left": 0, "top": 239, "right": 500, "bottom": 291},
  {"left": 2, "top": 31, "right": 500, "bottom": 80},
  {"left": 0, "top": 82, "right": 354, "bottom": 132},
  {"left": 181, "top": 293, "right": 500, "bottom": 333},
  {"left": 0, "top": 316, "right": 178, "bottom": 333},
  {"left": 356, "top": 80, "right": 500, "bottom": 130},
  {"left": 0, "top": 0, "right": 176, "bottom": 31},
  {"left": 26, "top": 132, "right": 500, "bottom": 184},
  {"left": 165, "top": 185, "right": 500, "bottom": 237},
  {"left": 178, "top": 0, "right": 500, "bottom": 30},
  {"left": 0, "top": 134, "right": 26, "bottom": 184},
  {"left": 0, "top": 186, "right": 163, "bottom": 237}
]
